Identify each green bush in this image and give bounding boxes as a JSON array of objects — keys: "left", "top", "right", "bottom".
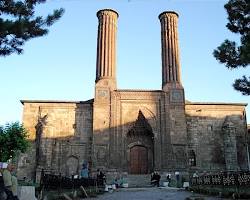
[
  {"left": 168, "top": 179, "right": 177, "bottom": 187},
  {"left": 19, "top": 180, "right": 39, "bottom": 187}
]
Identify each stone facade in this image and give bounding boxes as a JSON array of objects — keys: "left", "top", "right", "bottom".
[
  {"left": 18, "top": 101, "right": 93, "bottom": 180},
  {"left": 186, "top": 103, "right": 248, "bottom": 172},
  {"left": 17, "top": 9, "right": 249, "bottom": 181}
]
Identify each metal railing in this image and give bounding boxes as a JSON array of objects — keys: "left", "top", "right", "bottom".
[
  {"left": 190, "top": 171, "right": 250, "bottom": 186},
  {"left": 40, "top": 172, "right": 103, "bottom": 191}
]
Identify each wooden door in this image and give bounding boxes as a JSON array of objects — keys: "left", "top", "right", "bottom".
[{"left": 130, "top": 146, "right": 148, "bottom": 174}]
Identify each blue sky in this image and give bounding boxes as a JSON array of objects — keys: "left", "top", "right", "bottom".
[{"left": 0, "top": 0, "right": 249, "bottom": 124}]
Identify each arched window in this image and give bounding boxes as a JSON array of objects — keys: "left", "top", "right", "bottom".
[
  {"left": 188, "top": 150, "right": 196, "bottom": 166},
  {"left": 66, "top": 156, "right": 79, "bottom": 176}
]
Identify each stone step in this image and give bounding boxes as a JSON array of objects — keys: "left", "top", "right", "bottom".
[
  {"left": 106, "top": 173, "right": 155, "bottom": 188},
  {"left": 126, "top": 174, "right": 152, "bottom": 188}
]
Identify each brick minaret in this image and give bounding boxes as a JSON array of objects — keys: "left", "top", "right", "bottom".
[
  {"left": 159, "top": 11, "right": 187, "bottom": 170},
  {"left": 95, "top": 9, "right": 118, "bottom": 90},
  {"left": 93, "top": 9, "right": 119, "bottom": 171},
  {"left": 159, "top": 11, "right": 182, "bottom": 90}
]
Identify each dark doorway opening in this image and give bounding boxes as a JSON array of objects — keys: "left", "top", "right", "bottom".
[{"left": 127, "top": 110, "right": 154, "bottom": 174}]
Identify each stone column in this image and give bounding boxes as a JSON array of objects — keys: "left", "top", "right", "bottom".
[
  {"left": 222, "top": 117, "right": 239, "bottom": 171},
  {"left": 96, "top": 9, "right": 118, "bottom": 87},
  {"left": 159, "top": 11, "right": 181, "bottom": 88}
]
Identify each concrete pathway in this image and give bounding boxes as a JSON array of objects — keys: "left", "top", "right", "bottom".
[{"left": 90, "top": 187, "right": 227, "bottom": 200}]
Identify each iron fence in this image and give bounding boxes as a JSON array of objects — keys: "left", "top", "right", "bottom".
[
  {"left": 40, "top": 172, "right": 101, "bottom": 191},
  {"left": 191, "top": 171, "right": 250, "bottom": 186}
]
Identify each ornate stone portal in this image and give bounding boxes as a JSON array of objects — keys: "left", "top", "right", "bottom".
[
  {"left": 18, "top": 9, "right": 249, "bottom": 181},
  {"left": 127, "top": 111, "right": 154, "bottom": 174}
]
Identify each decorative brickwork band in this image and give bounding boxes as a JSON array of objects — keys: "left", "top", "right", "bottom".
[
  {"left": 159, "top": 11, "right": 181, "bottom": 87},
  {"left": 96, "top": 9, "right": 118, "bottom": 82}
]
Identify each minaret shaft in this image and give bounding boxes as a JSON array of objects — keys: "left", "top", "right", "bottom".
[
  {"left": 96, "top": 9, "right": 118, "bottom": 84},
  {"left": 159, "top": 12, "right": 181, "bottom": 88}
]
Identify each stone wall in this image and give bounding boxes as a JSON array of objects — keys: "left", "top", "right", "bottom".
[
  {"left": 167, "top": 89, "right": 187, "bottom": 170},
  {"left": 18, "top": 99, "right": 248, "bottom": 181},
  {"left": 93, "top": 89, "right": 188, "bottom": 173},
  {"left": 17, "top": 101, "right": 93, "bottom": 180},
  {"left": 115, "top": 90, "right": 161, "bottom": 172},
  {"left": 185, "top": 103, "right": 248, "bottom": 172},
  {"left": 92, "top": 90, "right": 163, "bottom": 172}
]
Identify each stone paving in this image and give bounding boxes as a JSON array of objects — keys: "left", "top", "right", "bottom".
[{"left": 90, "top": 187, "right": 227, "bottom": 200}]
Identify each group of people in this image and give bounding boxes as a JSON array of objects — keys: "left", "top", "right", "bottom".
[
  {"left": 80, "top": 163, "right": 107, "bottom": 187},
  {"left": 150, "top": 171, "right": 161, "bottom": 187},
  {"left": 0, "top": 163, "right": 19, "bottom": 200},
  {"left": 96, "top": 169, "right": 127, "bottom": 189}
]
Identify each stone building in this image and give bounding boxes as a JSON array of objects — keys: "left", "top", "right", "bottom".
[{"left": 17, "top": 9, "right": 249, "bottom": 181}]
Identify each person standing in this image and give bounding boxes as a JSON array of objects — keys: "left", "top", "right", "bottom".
[
  {"left": 96, "top": 169, "right": 106, "bottom": 186},
  {"left": 0, "top": 163, "right": 7, "bottom": 200},
  {"left": 166, "top": 173, "right": 171, "bottom": 182},
  {"left": 80, "top": 163, "right": 89, "bottom": 179},
  {"left": 2, "top": 164, "right": 19, "bottom": 200},
  {"left": 155, "top": 172, "right": 161, "bottom": 187},
  {"left": 11, "top": 175, "right": 18, "bottom": 200},
  {"left": 150, "top": 172, "right": 156, "bottom": 186}
]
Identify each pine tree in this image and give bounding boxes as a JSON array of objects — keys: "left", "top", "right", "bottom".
[
  {"left": 0, "top": 0, "right": 64, "bottom": 56},
  {"left": 213, "top": 0, "right": 250, "bottom": 95}
]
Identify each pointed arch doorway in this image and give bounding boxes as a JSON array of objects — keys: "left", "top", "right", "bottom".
[{"left": 127, "top": 110, "right": 154, "bottom": 174}]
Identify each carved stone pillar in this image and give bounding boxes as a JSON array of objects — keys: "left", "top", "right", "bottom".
[
  {"left": 96, "top": 9, "right": 118, "bottom": 90},
  {"left": 159, "top": 11, "right": 182, "bottom": 89},
  {"left": 223, "top": 116, "right": 239, "bottom": 171}
]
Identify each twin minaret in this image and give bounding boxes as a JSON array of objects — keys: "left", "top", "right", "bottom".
[
  {"left": 159, "top": 11, "right": 181, "bottom": 88},
  {"left": 95, "top": 9, "right": 118, "bottom": 90},
  {"left": 95, "top": 9, "right": 181, "bottom": 90}
]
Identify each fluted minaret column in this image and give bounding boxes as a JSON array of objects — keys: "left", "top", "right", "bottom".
[
  {"left": 159, "top": 11, "right": 187, "bottom": 170},
  {"left": 96, "top": 9, "right": 118, "bottom": 89},
  {"left": 159, "top": 11, "right": 182, "bottom": 89}
]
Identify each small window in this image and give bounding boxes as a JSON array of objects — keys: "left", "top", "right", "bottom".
[
  {"left": 207, "top": 125, "right": 213, "bottom": 131},
  {"left": 188, "top": 150, "right": 196, "bottom": 166}
]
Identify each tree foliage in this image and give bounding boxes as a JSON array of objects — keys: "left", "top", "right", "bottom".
[
  {"left": 213, "top": 0, "right": 250, "bottom": 95},
  {"left": 0, "top": 0, "right": 64, "bottom": 56},
  {"left": 0, "top": 122, "right": 29, "bottom": 162}
]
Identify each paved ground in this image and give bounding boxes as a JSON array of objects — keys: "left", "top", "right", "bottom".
[{"left": 90, "top": 187, "right": 228, "bottom": 200}]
